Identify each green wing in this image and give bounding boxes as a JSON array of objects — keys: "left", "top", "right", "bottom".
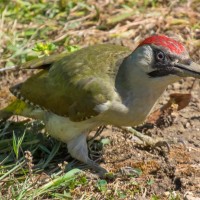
[{"left": 11, "top": 44, "right": 131, "bottom": 121}]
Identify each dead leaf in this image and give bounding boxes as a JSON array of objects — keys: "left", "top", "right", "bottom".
[
  {"left": 146, "top": 93, "right": 191, "bottom": 124},
  {"left": 168, "top": 93, "right": 191, "bottom": 111},
  {"left": 146, "top": 109, "right": 162, "bottom": 124}
]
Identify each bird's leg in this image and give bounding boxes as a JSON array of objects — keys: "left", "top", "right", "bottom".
[
  {"left": 67, "top": 133, "right": 107, "bottom": 177},
  {"left": 88, "top": 126, "right": 106, "bottom": 152},
  {"left": 88, "top": 126, "right": 106, "bottom": 142},
  {"left": 122, "top": 126, "right": 185, "bottom": 151}
]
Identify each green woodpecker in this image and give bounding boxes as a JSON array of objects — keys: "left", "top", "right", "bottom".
[{"left": 1, "top": 35, "right": 200, "bottom": 176}]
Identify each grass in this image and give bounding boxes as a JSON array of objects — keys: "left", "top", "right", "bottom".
[
  {"left": 0, "top": 120, "right": 85, "bottom": 199},
  {"left": 0, "top": 0, "right": 200, "bottom": 199}
]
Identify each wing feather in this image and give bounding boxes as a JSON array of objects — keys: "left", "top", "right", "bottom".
[{"left": 10, "top": 44, "right": 131, "bottom": 121}]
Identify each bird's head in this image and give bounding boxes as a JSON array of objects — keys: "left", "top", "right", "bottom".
[{"left": 126, "top": 35, "right": 200, "bottom": 87}]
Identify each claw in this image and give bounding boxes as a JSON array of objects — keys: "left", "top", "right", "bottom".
[
  {"left": 154, "top": 140, "right": 171, "bottom": 152},
  {"left": 120, "top": 166, "right": 142, "bottom": 177},
  {"left": 176, "top": 138, "right": 187, "bottom": 149},
  {"left": 86, "top": 158, "right": 108, "bottom": 178},
  {"left": 122, "top": 126, "right": 187, "bottom": 152}
]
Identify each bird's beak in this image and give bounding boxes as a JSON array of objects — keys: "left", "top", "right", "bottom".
[{"left": 173, "top": 61, "right": 200, "bottom": 78}]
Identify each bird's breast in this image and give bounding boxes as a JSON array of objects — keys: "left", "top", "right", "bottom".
[
  {"left": 44, "top": 112, "right": 99, "bottom": 143},
  {"left": 96, "top": 93, "right": 160, "bottom": 126}
]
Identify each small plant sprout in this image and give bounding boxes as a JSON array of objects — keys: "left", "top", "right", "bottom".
[
  {"left": 96, "top": 179, "right": 107, "bottom": 192},
  {"left": 12, "top": 130, "right": 26, "bottom": 160},
  {"left": 32, "top": 42, "right": 57, "bottom": 56}
]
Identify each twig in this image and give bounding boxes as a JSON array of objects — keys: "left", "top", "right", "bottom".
[
  {"left": 0, "top": 65, "right": 18, "bottom": 72},
  {"left": 189, "top": 78, "right": 198, "bottom": 93}
]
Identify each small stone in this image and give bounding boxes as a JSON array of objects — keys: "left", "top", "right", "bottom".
[
  {"left": 173, "top": 83, "right": 180, "bottom": 90},
  {"left": 164, "top": 191, "right": 178, "bottom": 198},
  {"left": 185, "top": 122, "right": 190, "bottom": 128},
  {"left": 164, "top": 191, "right": 170, "bottom": 196},
  {"left": 184, "top": 191, "right": 200, "bottom": 200},
  {"left": 167, "top": 85, "right": 173, "bottom": 90}
]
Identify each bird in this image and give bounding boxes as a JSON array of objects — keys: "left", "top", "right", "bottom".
[{"left": 0, "top": 35, "right": 200, "bottom": 176}]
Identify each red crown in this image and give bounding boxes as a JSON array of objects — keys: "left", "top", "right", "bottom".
[{"left": 139, "top": 35, "right": 186, "bottom": 55}]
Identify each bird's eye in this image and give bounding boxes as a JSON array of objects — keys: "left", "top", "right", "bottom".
[{"left": 156, "top": 51, "right": 165, "bottom": 61}]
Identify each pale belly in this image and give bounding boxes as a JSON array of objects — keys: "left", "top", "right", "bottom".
[
  {"left": 44, "top": 112, "right": 99, "bottom": 143},
  {"left": 44, "top": 111, "right": 144, "bottom": 144},
  {"left": 98, "top": 113, "right": 147, "bottom": 127},
  {"left": 95, "top": 106, "right": 150, "bottom": 127},
  {"left": 94, "top": 99, "right": 154, "bottom": 127},
  {"left": 22, "top": 101, "right": 151, "bottom": 144}
]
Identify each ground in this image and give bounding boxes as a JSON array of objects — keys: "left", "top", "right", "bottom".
[{"left": 0, "top": 0, "right": 200, "bottom": 199}]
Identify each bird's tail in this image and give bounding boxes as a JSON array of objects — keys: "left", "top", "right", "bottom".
[
  {"left": 0, "top": 99, "right": 27, "bottom": 121},
  {"left": 0, "top": 109, "right": 13, "bottom": 121},
  {"left": 0, "top": 99, "right": 46, "bottom": 122}
]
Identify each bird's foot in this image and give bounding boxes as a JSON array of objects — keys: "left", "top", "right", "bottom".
[
  {"left": 86, "top": 158, "right": 113, "bottom": 179},
  {"left": 119, "top": 166, "right": 142, "bottom": 177},
  {"left": 122, "top": 127, "right": 186, "bottom": 152},
  {"left": 68, "top": 133, "right": 111, "bottom": 178}
]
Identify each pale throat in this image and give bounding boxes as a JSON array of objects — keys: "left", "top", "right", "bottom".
[
  {"left": 124, "top": 82, "right": 167, "bottom": 123},
  {"left": 115, "top": 69, "right": 174, "bottom": 125}
]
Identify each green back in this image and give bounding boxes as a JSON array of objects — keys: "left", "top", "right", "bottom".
[{"left": 12, "top": 44, "right": 131, "bottom": 121}]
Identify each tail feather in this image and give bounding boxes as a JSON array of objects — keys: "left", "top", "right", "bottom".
[
  {"left": 0, "top": 109, "right": 13, "bottom": 121},
  {"left": 0, "top": 99, "right": 27, "bottom": 121},
  {"left": 0, "top": 99, "right": 46, "bottom": 122}
]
